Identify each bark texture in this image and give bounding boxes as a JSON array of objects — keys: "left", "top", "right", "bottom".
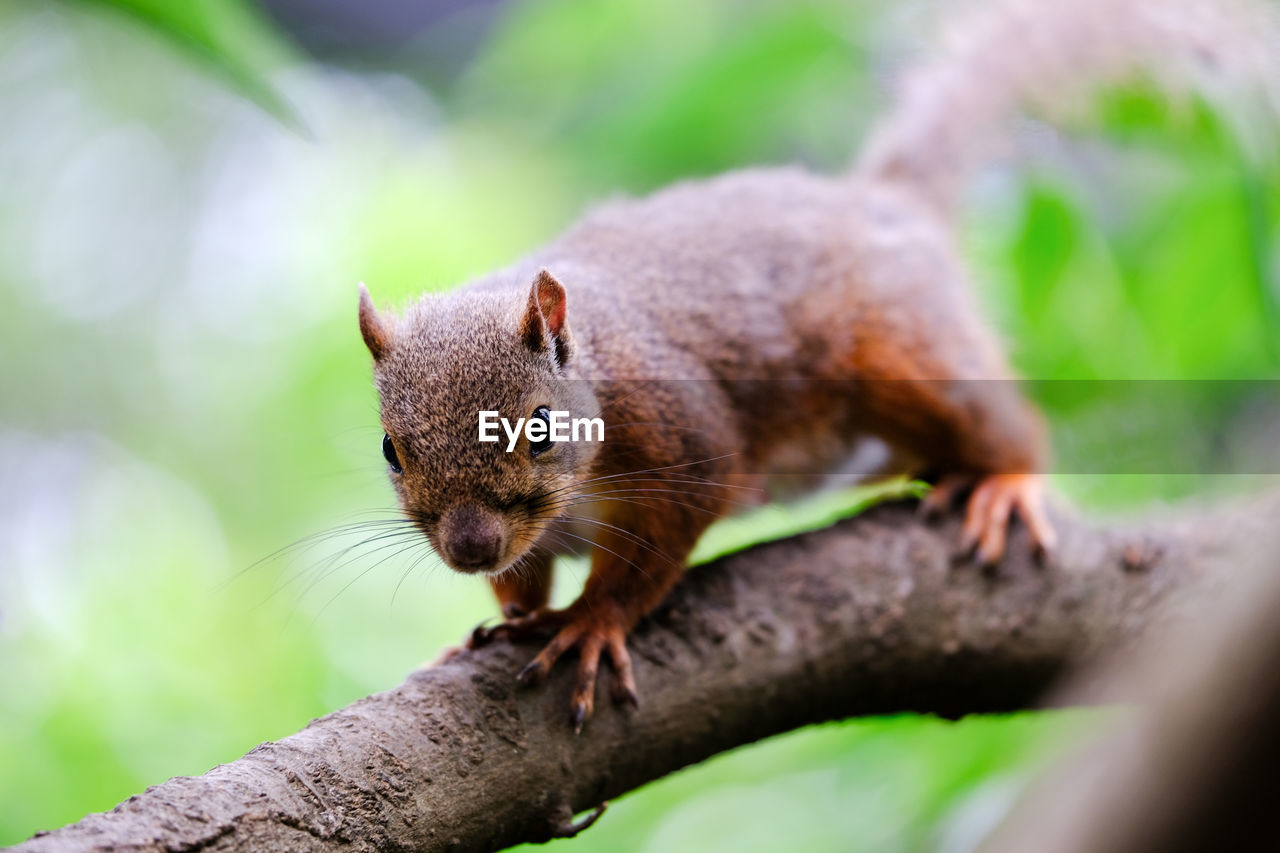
[{"left": 15, "top": 495, "right": 1275, "bottom": 853}]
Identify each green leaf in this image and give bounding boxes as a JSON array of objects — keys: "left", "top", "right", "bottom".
[
  {"left": 73, "top": 0, "right": 305, "bottom": 132},
  {"left": 688, "top": 479, "right": 925, "bottom": 566}
]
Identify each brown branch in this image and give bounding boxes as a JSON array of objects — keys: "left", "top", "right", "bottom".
[{"left": 16, "top": 494, "right": 1277, "bottom": 853}]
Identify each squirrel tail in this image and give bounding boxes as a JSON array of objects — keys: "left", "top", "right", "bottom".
[{"left": 855, "top": 0, "right": 1280, "bottom": 215}]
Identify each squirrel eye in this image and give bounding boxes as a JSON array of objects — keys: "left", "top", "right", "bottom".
[
  {"left": 530, "top": 407, "right": 553, "bottom": 457},
  {"left": 382, "top": 433, "right": 403, "bottom": 474}
]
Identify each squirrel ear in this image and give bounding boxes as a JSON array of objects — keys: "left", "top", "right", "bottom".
[
  {"left": 358, "top": 282, "right": 392, "bottom": 360},
  {"left": 520, "top": 269, "right": 573, "bottom": 367}
]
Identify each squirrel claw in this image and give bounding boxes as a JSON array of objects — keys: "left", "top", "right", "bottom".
[
  {"left": 517, "top": 659, "right": 546, "bottom": 687},
  {"left": 466, "top": 619, "right": 496, "bottom": 649},
  {"left": 612, "top": 682, "right": 639, "bottom": 710}
]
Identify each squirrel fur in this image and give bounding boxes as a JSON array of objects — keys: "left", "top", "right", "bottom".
[{"left": 357, "top": 0, "right": 1280, "bottom": 729}]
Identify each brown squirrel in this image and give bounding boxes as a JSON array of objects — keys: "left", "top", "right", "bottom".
[{"left": 356, "top": 0, "right": 1278, "bottom": 730}]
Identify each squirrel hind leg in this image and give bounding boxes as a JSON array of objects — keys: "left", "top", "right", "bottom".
[{"left": 941, "top": 473, "right": 1055, "bottom": 565}]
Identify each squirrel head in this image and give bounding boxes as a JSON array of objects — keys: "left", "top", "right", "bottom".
[{"left": 358, "top": 269, "right": 600, "bottom": 576}]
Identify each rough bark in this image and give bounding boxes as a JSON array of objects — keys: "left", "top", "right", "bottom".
[{"left": 15, "top": 494, "right": 1277, "bottom": 853}]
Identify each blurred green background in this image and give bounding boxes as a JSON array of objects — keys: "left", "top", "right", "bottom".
[{"left": 1, "top": 0, "right": 1277, "bottom": 849}]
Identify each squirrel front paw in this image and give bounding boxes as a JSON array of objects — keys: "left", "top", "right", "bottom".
[{"left": 471, "top": 603, "right": 639, "bottom": 732}]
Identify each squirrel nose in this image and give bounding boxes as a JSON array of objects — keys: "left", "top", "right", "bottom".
[{"left": 439, "top": 504, "right": 506, "bottom": 572}]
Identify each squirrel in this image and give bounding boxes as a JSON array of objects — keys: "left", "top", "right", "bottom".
[{"left": 355, "top": 0, "right": 1279, "bottom": 730}]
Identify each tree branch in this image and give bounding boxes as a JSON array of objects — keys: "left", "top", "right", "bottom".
[{"left": 17, "top": 494, "right": 1277, "bottom": 853}]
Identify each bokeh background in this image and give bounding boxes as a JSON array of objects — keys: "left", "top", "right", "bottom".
[{"left": 2, "top": 0, "right": 1278, "bottom": 849}]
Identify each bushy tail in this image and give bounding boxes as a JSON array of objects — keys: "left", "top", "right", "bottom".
[{"left": 856, "top": 0, "right": 1280, "bottom": 214}]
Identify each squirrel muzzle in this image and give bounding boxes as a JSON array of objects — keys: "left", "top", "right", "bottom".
[{"left": 437, "top": 503, "right": 509, "bottom": 574}]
